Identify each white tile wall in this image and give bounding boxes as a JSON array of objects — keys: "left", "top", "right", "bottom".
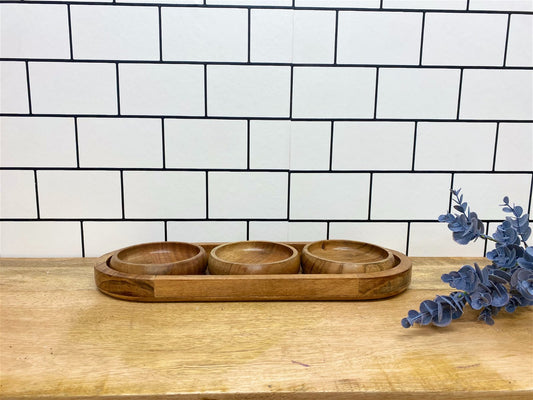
[
  {"left": 167, "top": 221, "right": 247, "bottom": 242},
  {"left": 414, "top": 122, "right": 497, "bottom": 170},
  {"left": 71, "top": 5, "right": 159, "bottom": 61},
  {"left": 83, "top": 221, "right": 165, "bottom": 256},
  {"left": 0, "top": 117, "right": 76, "bottom": 167},
  {"left": 207, "top": 65, "right": 291, "bottom": 117},
  {"left": 292, "top": 67, "right": 376, "bottom": 118},
  {"left": 290, "top": 173, "right": 370, "bottom": 219},
  {"left": 37, "top": 170, "right": 122, "bottom": 218},
  {"left": 165, "top": 119, "right": 247, "bottom": 169},
  {"left": 162, "top": 7, "right": 248, "bottom": 62},
  {"left": 0, "top": 170, "right": 37, "bottom": 218},
  {"left": 0, "top": 4, "right": 70, "bottom": 59},
  {"left": 332, "top": 122, "right": 414, "bottom": 170},
  {"left": 0, "top": 222, "right": 82, "bottom": 257},
  {"left": 123, "top": 171, "right": 206, "bottom": 218},
  {"left": 371, "top": 173, "right": 451, "bottom": 219},
  {"left": 209, "top": 172, "right": 288, "bottom": 218},
  {"left": 251, "top": 9, "right": 336, "bottom": 64},
  {"left": 1, "top": 2, "right": 531, "bottom": 257},
  {"left": 494, "top": 123, "right": 533, "bottom": 171},
  {"left": 506, "top": 15, "right": 533, "bottom": 67},
  {"left": 453, "top": 174, "right": 532, "bottom": 219},
  {"left": 77, "top": 118, "right": 163, "bottom": 168},
  {"left": 460, "top": 69, "right": 533, "bottom": 120},
  {"left": 119, "top": 64, "right": 204, "bottom": 116},
  {"left": 29, "top": 62, "right": 118, "bottom": 115},
  {"left": 377, "top": 68, "right": 461, "bottom": 119},
  {"left": 337, "top": 11, "right": 423, "bottom": 65},
  {"left": 329, "top": 222, "right": 408, "bottom": 252},
  {"left": 0, "top": 62, "right": 29, "bottom": 114},
  {"left": 422, "top": 13, "right": 508, "bottom": 66}
]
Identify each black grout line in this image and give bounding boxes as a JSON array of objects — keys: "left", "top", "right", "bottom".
[
  {"left": 33, "top": 170, "right": 40, "bottom": 219},
  {"left": 326, "top": 221, "right": 330, "bottom": 239},
  {"left": 115, "top": 63, "right": 121, "bottom": 115},
  {"left": 80, "top": 221, "right": 85, "bottom": 257},
  {"left": 205, "top": 171, "right": 209, "bottom": 219},
  {"left": 456, "top": 68, "right": 464, "bottom": 120},
  {"left": 367, "top": 173, "right": 373, "bottom": 220},
  {"left": 164, "top": 220, "right": 168, "bottom": 242},
  {"left": 286, "top": 172, "right": 291, "bottom": 220},
  {"left": 74, "top": 117, "right": 80, "bottom": 168},
  {"left": 503, "top": 13, "right": 511, "bottom": 67},
  {"left": 67, "top": 5, "right": 74, "bottom": 60},
  {"left": 120, "top": 170, "right": 125, "bottom": 219},
  {"left": 483, "top": 232, "right": 489, "bottom": 257},
  {"left": 380, "top": 0, "right": 383, "bottom": 9},
  {"left": 411, "top": 121, "right": 418, "bottom": 171},
  {"left": 247, "top": 8, "right": 251, "bottom": 63},
  {"left": 246, "top": 221, "right": 250, "bottom": 240},
  {"left": 24, "top": 61, "right": 32, "bottom": 114},
  {"left": 405, "top": 222, "right": 411, "bottom": 256},
  {"left": 528, "top": 174, "right": 533, "bottom": 215},
  {"left": 246, "top": 120, "right": 251, "bottom": 170},
  {"left": 491, "top": 122, "right": 500, "bottom": 171},
  {"left": 161, "top": 118, "right": 166, "bottom": 169},
  {"left": 204, "top": 65, "right": 208, "bottom": 117},
  {"left": 466, "top": 0, "right": 470, "bottom": 10},
  {"left": 419, "top": 12, "right": 426, "bottom": 66},
  {"left": 158, "top": 6, "right": 163, "bottom": 62},
  {"left": 334, "top": 10, "right": 339, "bottom": 64},
  {"left": 329, "top": 121, "right": 334, "bottom": 171},
  {"left": 373, "top": 68, "right": 379, "bottom": 119},
  {"left": 448, "top": 173, "right": 455, "bottom": 213}
]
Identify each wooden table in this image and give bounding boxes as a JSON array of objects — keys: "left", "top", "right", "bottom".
[{"left": 1, "top": 257, "right": 532, "bottom": 399}]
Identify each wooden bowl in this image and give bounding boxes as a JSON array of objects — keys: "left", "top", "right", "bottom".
[
  {"left": 208, "top": 241, "right": 300, "bottom": 275},
  {"left": 109, "top": 242, "right": 207, "bottom": 275},
  {"left": 301, "top": 240, "right": 395, "bottom": 274}
]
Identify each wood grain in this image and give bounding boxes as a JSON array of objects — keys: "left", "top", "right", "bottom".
[{"left": 1, "top": 257, "right": 532, "bottom": 399}]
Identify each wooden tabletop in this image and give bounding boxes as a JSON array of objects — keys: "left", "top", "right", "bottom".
[{"left": 1, "top": 257, "right": 532, "bottom": 399}]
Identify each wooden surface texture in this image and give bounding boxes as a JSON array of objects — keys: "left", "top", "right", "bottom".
[{"left": 1, "top": 257, "right": 532, "bottom": 399}]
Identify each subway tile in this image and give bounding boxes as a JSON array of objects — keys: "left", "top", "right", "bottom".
[
  {"left": 24, "top": 0, "right": 112, "bottom": 2},
  {"left": 377, "top": 68, "right": 460, "bottom": 119},
  {"left": 164, "top": 119, "right": 247, "bottom": 169},
  {"left": 506, "top": 15, "right": 533, "bottom": 67},
  {"left": 414, "top": 122, "right": 496, "bottom": 171},
  {"left": 453, "top": 174, "right": 531, "bottom": 219},
  {"left": 408, "top": 222, "right": 486, "bottom": 257},
  {"left": 0, "top": 117, "right": 76, "bottom": 167},
  {"left": 71, "top": 6, "right": 159, "bottom": 61},
  {"left": 337, "top": 11, "right": 423, "bottom": 65},
  {"left": 249, "top": 120, "right": 291, "bottom": 170},
  {"left": 290, "top": 121, "right": 332, "bottom": 170},
  {"left": 332, "top": 122, "right": 414, "bottom": 170},
  {"left": 460, "top": 70, "right": 533, "bottom": 120},
  {"left": 29, "top": 62, "right": 117, "bottom": 115},
  {"left": 371, "top": 173, "right": 451, "bottom": 219},
  {"left": 123, "top": 171, "right": 206, "bottom": 218},
  {"left": 83, "top": 221, "right": 165, "bottom": 257},
  {"left": 119, "top": 64, "right": 204, "bottom": 116},
  {"left": 162, "top": 7, "right": 247, "bottom": 62},
  {"left": 494, "top": 123, "right": 533, "bottom": 171},
  {"left": 329, "top": 222, "right": 408, "bottom": 253},
  {"left": 292, "top": 67, "right": 376, "bottom": 118},
  {"left": 251, "top": 9, "right": 336, "bottom": 64},
  {"left": 295, "top": 0, "right": 380, "bottom": 7},
  {"left": 208, "top": 0, "right": 291, "bottom": 4},
  {"left": 119, "top": 0, "right": 203, "bottom": 4},
  {"left": 0, "top": 222, "right": 82, "bottom": 257},
  {"left": 167, "top": 221, "right": 247, "bottom": 242},
  {"left": 0, "top": 62, "right": 28, "bottom": 114},
  {"left": 209, "top": 172, "right": 288, "bottom": 218},
  {"left": 422, "top": 13, "right": 507, "bottom": 66},
  {"left": 290, "top": 173, "right": 370, "bottom": 219},
  {"left": 77, "top": 118, "right": 162, "bottom": 168},
  {"left": 248, "top": 221, "right": 327, "bottom": 241},
  {"left": 0, "top": 4, "right": 70, "bottom": 59},
  {"left": 207, "top": 65, "right": 291, "bottom": 117},
  {"left": 468, "top": 0, "right": 533, "bottom": 11},
  {"left": 0, "top": 170, "right": 37, "bottom": 218},
  {"left": 38, "top": 170, "right": 122, "bottom": 219},
  {"left": 382, "top": 0, "right": 467, "bottom": 9}
]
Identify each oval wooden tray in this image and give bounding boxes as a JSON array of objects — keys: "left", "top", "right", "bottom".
[{"left": 94, "top": 242, "right": 412, "bottom": 302}]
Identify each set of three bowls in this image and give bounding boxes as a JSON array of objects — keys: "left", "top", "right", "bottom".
[{"left": 108, "top": 240, "right": 396, "bottom": 276}]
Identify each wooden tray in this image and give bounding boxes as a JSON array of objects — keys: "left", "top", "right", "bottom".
[{"left": 94, "top": 242, "right": 412, "bottom": 302}]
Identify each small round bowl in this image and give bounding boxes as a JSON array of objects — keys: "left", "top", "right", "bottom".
[
  {"left": 109, "top": 242, "right": 207, "bottom": 275},
  {"left": 302, "top": 239, "right": 395, "bottom": 274},
  {"left": 208, "top": 241, "right": 300, "bottom": 275}
]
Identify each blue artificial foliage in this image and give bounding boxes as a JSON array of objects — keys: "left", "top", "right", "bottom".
[{"left": 402, "top": 189, "right": 532, "bottom": 328}]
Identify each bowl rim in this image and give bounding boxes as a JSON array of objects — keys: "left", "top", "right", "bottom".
[
  {"left": 111, "top": 241, "right": 206, "bottom": 268},
  {"left": 209, "top": 240, "right": 300, "bottom": 267},
  {"left": 302, "top": 239, "right": 393, "bottom": 265}
]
